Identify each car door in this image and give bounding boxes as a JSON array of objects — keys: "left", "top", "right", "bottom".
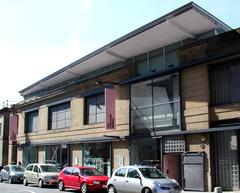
[
  {"left": 62, "top": 167, "right": 73, "bottom": 188},
  {"left": 71, "top": 167, "right": 80, "bottom": 188},
  {"left": 25, "top": 165, "right": 34, "bottom": 183},
  {"left": 124, "top": 167, "right": 142, "bottom": 193},
  {"left": 111, "top": 167, "right": 127, "bottom": 193},
  {"left": 2, "top": 166, "right": 10, "bottom": 181},
  {"left": 32, "top": 165, "right": 39, "bottom": 184}
]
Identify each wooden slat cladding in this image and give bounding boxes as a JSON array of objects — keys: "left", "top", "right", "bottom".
[
  {"left": 181, "top": 64, "right": 210, "bottom": 130},
  {"left": 210, "top": 104, "right": 240, "bottom": 122}
]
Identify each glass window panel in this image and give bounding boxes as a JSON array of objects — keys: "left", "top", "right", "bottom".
[
  {"left": 131, "top": 107, "right": 153, "bottom": 130},
  {"left": 51, "top": 122, "right": 57, "bottom": 130},
  {"left": 165, "top": 42, "right": 181, "bottom": 68},
  {"left": 97, "top": 112, "right": 105, "bottom": 123},
  {"left": 49, "top": 102, "right": 70, "bottom": 130},
  {"left": 97, "top": 94, "right": 104, "bottom": 104},
  {"left": 26, "top": 110, "right": 39, "bottom": 133},
  {"left": 57, "top": 111, "right": 65, "bottom": 120},
  {"left": 131, "top": 74, "right": 180, "bottom": 134},
  {"left": 88, "top": 115, "right": 96, "bottom": 124},
  {"left": 130, "top": 138, "right": 158, "bottom": 165},
  {"left": 57, "top": 120, "right": 65, "bottom": 129},
  {"left": 153, "top": 102, "right": 179, "bottom": 129},
  {"left": 85, "top": 93, "right": 105, "bottom": 124},
  {"left": 97, "top": 104, "right": 105, "bottom": 113},
  {"left": 149, "top": 48, "right": 164, "bottom": 72},
  {"left": 65, "top": 110, "right": 70, "bottom": 119},
  {"left": 135, "top": 53, "right": 148, "bottom": 75},
  {"left": 88, "top": 104, "right": 96, "bottom": 114},
  {"left": 52, "top": 113, "right": 57, "bottom": 121},
  {"left": 65, "top": 119, "right": 70, "bottom": 128},
  {"left": 131, "top": 80, "right": 152, "bottom": 108}
]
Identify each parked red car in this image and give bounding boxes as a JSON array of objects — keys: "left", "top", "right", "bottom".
[{"left": 58, "top": 166, "right": 109, "bottom": 193}]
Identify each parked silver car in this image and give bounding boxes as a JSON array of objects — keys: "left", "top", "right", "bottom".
[
  {"left": 107, "top": 166, "right": 181, "bottom": 193},
  {"left": 23, "top": 163, "right": 60, "bottom": 188},
  {"left": 0, "top": 164, "right": 25, "bottom": 183}
]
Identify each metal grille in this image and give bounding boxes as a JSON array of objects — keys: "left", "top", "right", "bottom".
[
  {"left": 209, "top": 64, "right": 231, "bottom": 105},
  {"left": 164, "top": 135, "right": 185, "bottom": 153},
  {"left": 213, "top": 130, "right": 239, "bottom": 190}
]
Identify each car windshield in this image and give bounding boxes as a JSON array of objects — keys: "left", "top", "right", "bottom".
[
  {"left": 40, "top": 165, "right": 59, "bottom": 172},
  {"left": 11, "top": 165, "right": 25, "bottom": 172},
  {"left": 139, "top": 167, "right": 166, "bottom": 179},
  {"left": 80, "top": 168, "right": 102, "bottom": 176}
]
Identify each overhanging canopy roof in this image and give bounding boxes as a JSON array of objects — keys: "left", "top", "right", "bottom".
[{"left": 20, "top": 2, "right": 231, "bottom": 97}]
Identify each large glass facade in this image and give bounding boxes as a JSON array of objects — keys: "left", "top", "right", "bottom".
[
  {"left": 45, "top": 145, "right": 69, "bottom": 168},
  {"left": 22, "top": 145, "right": 38, "bottom": 167},
  {"left": 131, "top": 74, "right": 180, "bottom": 134},
  {"left": 130, "top": 138, "right": 158, "bottom": 165},
  {"left": 83, "top": 143, "right": 111, "bottom": 176}
]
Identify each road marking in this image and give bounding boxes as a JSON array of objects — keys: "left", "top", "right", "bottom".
[{"left": 18, "top": 190, "right": 36, "bottom": 193}]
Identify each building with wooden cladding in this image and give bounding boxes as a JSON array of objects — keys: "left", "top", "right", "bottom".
[{"left": 15, "top": 2, "right": 240, "bottom": 191}]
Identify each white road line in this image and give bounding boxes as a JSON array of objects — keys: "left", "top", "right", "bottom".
[{"left": 18, "top": 190, "right": 36, "bottom": 193}]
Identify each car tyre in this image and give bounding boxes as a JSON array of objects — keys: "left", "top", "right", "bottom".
[
  {"left": 0, "top": 176, "right": 2, "bottom": 182},
  {"left": 38, "top": 179, "right": 44, "bottom": 188},
  {"left": 23, "top": 178, "right": 28, "bottom": 186},
  {"left": 80, "top": 182, "right": 88, "bottom": 193},
  {"left": 108, "top": 185, "right": 116, "bottom": 193},
  {"left": 58, "top": 180, "right": 65, "bottom": 191},
  {"left": 143, "top": 188, "right": 152, "bottom": 193}
]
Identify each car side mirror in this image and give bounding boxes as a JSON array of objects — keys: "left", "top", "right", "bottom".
[{"left": 135, "top": 176, "right": 141, "bottom": 180}]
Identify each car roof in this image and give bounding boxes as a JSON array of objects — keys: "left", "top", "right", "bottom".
[
  {"left": 27, "top": 163, "right": 57, "bottom": 167},
  {"left": 118, "top": 165, "right": 155, "bottom": 169}
]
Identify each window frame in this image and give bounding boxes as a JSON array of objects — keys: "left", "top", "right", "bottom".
[
  {"left": 48, "top": 102, "right": 71, "bottom": 130},
  {"left": 115, "top": 168, "right": 127, "bottom": 177},
  {"left": 84, "top": 93, "right": 105, "bottom": 125},
  {"left": 209, "top": 62, "right": 240, "bottom": 105},
  {"left": 130, "top": 73, "right": 180, "bottom": 134},
  {"left": 25, "top": 110, "right": 39, "bottom": 133}
]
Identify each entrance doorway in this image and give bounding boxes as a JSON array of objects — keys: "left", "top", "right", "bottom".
[{"left": 163, "top": 154, "right": 181, "bottom": 185}]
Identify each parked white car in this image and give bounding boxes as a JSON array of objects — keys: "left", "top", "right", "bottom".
[
  {"left": 107, "top": 165, "right": 181, "bottom": 193},
  {"left": 23, "top": 163, "right": 60, "bottom": 188}
]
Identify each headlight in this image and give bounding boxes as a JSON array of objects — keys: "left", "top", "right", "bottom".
[{"left": 93, "top": 181, "right": 100, "bottom": 185}]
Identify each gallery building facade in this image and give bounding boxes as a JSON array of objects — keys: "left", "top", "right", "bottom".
[{"left": 15, "top": 2, "right": 240, "bottom": 191}]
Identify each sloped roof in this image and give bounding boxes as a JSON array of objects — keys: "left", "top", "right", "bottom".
[{"left": 20, "top": 2, "right": 231, "bottom": 96}]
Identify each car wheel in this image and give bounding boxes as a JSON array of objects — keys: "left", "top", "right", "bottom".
[
  {"left": 8, "top": 177, "right": 13, "bottom": 184},
  {"left": 108, "top": 185, "right": 116, "bottom": 193},
  {"left": 23, "top": 178, "right": 28, "bottom": 186},
  {"left": 80, "top": 182, "right": 88, "bottom": 193},
  {"left": 0, "top": 176, "right": 2, "bottom": 182},
  {"left": 38, "top": 179, "right": 44, "bottom": 188},
  {"left": 58, "top": 180, "right": 65, "bottom": 191},
  {"left": 143, "top": 188, "right": 152, "bottom": 193}
]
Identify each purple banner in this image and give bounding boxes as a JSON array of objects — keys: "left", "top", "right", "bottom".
[
  {"left": 9, "top": 115, "right": 18, "bottom": 142},
  {"left": 105, "top": 88, "right": 116, "bottom": 129}
]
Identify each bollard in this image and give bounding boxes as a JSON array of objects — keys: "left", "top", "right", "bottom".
[{"left": 214, "top": 187, "right": 222, "bottom": 193}]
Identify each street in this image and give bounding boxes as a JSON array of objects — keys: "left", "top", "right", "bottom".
[{"left": 0, "top": 182, "right": 83, "bottom": 193}]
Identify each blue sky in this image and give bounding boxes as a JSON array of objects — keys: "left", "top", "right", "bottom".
[{"left": 0, "top": 0, "right": 239, "bottom": 105}]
